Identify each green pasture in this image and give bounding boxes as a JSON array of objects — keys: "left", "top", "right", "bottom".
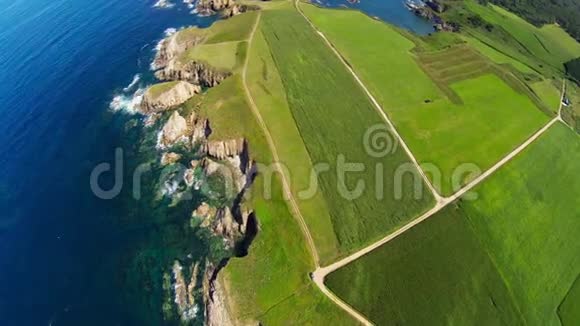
[{"left": 261, "top": 8, "right": 434, "bottom": 253}]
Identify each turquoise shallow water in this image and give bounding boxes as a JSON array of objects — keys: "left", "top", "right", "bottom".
[{"left": 0, "top": 0, "right": 432, "bottom": 324}]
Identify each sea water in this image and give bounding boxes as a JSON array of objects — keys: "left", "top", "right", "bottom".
[
  {"left": 0, "top": 0, "right": 215, "bottom": 324},
  {"left": 312, "top": 0, "right": 435, "bottom": 35}
]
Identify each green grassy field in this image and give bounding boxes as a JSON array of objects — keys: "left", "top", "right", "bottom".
[
  {"left": 205, "top": 11, "right": 258, "bottom": 43},
  {"left": 462, "top": 2, "right": 580, "bottom": 73},
  {"left": 145, "top": 81, "right": 180, "bottom": 99},
  {"left": 260, "top": 8, "right": 434, "bottom": 254},
  {"left": 301, "top": 4, "right": 549, "bottom": 195},
  {"left": 530, "top": 79, "right": 562, "bottom": 113},
  {"left": 179, "top": 41, "right": 244, "bottom": 71},
  {"left": 182, "top": 74, "right": 356, "bottom": 324},
  {"left": 462, "top": 36, "right": 537, "bottom": 74},
  {"left": 326, "top": 203, "right": 524, "bottom": 325},
  {"left": 559, "top": 277, "right": 580, "bottom": 325},
  {"left": 462, "top": 124, "right": 580, "bottom": 325},
  {"left": 245, "top": 26, "right": 340, "bottom": 264},
  {"left": 327, "top": 123, "right": 580, "bottom": 325},
  {"left": 562, "top": 81, "right": 580, "bottom": 133}
]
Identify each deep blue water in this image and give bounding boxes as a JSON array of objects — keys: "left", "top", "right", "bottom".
[
  {"left": 0, "top": 0, "right": 214, "bottom": 324},
  {"left": 314, "top": 0, "right": 435, "bottom": 35},
  {"left": 0, "top": 0, "right": 431, "bottom": 324}
]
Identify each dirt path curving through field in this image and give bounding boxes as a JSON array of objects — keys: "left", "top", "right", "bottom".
[{"left": 241, "top": 11, "right": 321, "bottom": 266}]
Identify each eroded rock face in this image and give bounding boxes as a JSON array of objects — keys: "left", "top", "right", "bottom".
[
  {"left": 141, "top": 81, "right": 200, "bottom": 113},
  {"left": 153, "top": 27, "right": 232, "bottom": 87},
  {"left": 204, "top": 138, "right": 247, "bottom": 160},
  {"left": 203, "top": 262, "right": 234, "bottom": 326},
  {"left": 172, "top": 260, "right": 200, "bottom": 322},
  {"left": 161, "top": 111, "right": 189, "bottom": 147},
  {"left": 155, "top": 61, "right": 231, "bottom": 88},
  {"left": 161, "top": 152, "right": 182, "bottom": 166},
  {"left": 153, "top": 32, "right": 204, "bottom": 70}
]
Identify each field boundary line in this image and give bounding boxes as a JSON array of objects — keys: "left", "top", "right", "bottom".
[
  {"left": 241, "top": 11, "right": 321, "bottom": 266},
  {"left": 296, "top": 1, "right": 443, "bottom": 203},
  {"left": 311, "top": 116, "right": 558, "bottom": 325},
  {"left": 298, "top": 3, "right": 569, "bottom": 321}
]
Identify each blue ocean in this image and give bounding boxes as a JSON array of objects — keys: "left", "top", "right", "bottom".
[{"left": 0, "top": 0, "right": 430, "bottom": 324}]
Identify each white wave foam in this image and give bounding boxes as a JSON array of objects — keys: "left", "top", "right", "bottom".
[
  {"left": 109, "top": 87, "right": 145, "bottom": 114},
  {"left": 153, "top": 0, "right": 175, "bottom": 9},
  {"left": 164, "top": 27, "right": 177, "bottom": 37},
  {"left": 123, "top": 74, "right": 141, "bottom": 92}
]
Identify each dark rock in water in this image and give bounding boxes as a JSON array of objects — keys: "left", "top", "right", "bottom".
[{"left": 425, "top": 0, "right": 445, "bottom": 13}]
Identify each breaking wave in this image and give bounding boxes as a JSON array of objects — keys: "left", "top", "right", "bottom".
[
  {"left": 123, "top": 74, "right": 141, "bottom": 92},
  {"left": 153, "top": 0, "right": 175, "bottom": 9},
  {"left": 109, "top": 87, "right": 145, "bottom": 114}
]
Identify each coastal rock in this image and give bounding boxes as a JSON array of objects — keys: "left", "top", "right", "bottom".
[
  {"left": 203, "top": 262, "right": 234, "bottom": 326},
  {"left": 192, "top": 202, "right": 217, "bottom": 228},
  {"left": 195, "top": 0, "right": 255, "bottom": 17},
  {"left": 172, "top": 260, "right": 198, "bottom": 321},
  {"left": 183, "top": 168, "right": 196, "bottom": 187},
  {"left": 153, "top": 27, "right": 232, "bottom": 87},
  {"left": 212, "top": 207, "right": 237, "bottom": 242},
  {"left": 203, "top": 138, "right": 247, "bottom": 160},
  {"left": 161, "top": 111, "right": 189, "bottom": 146},
  {"left": 155, "top": 61, "right": 231, "bottom": 88},
  {"left": 141, "top": 81, "right": 200, "bottom": 113},
  {"left": 192, "top": 117, "right": 211, "bottom": 145},
  {"left": 425, "top": 0, "right": 445, "bottom": 13},
  {"left": 200, "top": 157, "right": 222, "bottom": 176},
  {"left": 161, "top": 152, "right": 182, "bottom": 166},
  {"left": 153, "top": 32, "right": 204, "bottom": 70}
]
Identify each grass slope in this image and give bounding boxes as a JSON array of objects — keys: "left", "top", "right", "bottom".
[
  {"left": 301, "top": 4, "right": 549, "bottom": 195},
  {"left": 462, "top": 35, "right": 537, "bottom": 74},
  {"left": 327, "top": 123, "right": 580, "bottom": 325},
  {"left": 205, "top": 11, "right": 258, "bottom": 44},
  {"left": 530, "top": 79, "right": 562, "bottom": 113},
  {"left": 145, "top": 81, "right": 180, "bottom": 99},
  {"left": 180, "top": 41, "right": 244, "bottom": 71},
  {"left": 463, "top": 2, "right": 580, "bottom": 73},
  {"left": 245, "top": 26, "right": 340, "bottom": 264},
  {"left": 261, "top": 8, "right": 434, "bottom": 254}
]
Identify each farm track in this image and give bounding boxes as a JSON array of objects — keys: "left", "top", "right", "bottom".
[
  {"left": 239, "top": 3, "right": 567, "bottom": 324},
  {"left": 296, "top": 2, "right": 568, "bottom": 324},
  {"left": 240, "top": 11, "right": 321, "bottom": 266}
]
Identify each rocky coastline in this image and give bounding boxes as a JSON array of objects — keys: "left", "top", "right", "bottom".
[
  {"left": 407, "top": 0, "right": 460, "bottom": 32},
  {"left": 126, "top": 6, "right": 261, "bottom": 325}
]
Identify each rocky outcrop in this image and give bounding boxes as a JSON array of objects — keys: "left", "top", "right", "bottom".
[
  {"left": 161, "top": 152, "right": 182, "bottom": 166},
  {"left": 409, "top": 1, "right": 458, "bottom": 32},
  {"left": 153, "top": 32, "right": 205, "bottom": 70},
  {"left": 425, "top": 0, "right": 445, "bottom": 13},
  {"left": 189, "top": 112, "right": 211, "bottom": 145},
  {"left": 141, "top": 81, "right": 200, "bottom": 113},
  {"left": 203, "top": 262, "right": 234, "bottom": 326},
  {"left": 153, "top": 26, "right": 232, "bottom": 87},
  {"left": 196, "top": 0, "right": 257, "bottom": 17},
  {"left": 172, "top": 260, "right": 199, "bottom": 321},
  {"left": 203, "top": 138, "right": 247, "bottom": 160},
  {"left": 155, "top": 61, "right": 231, "bottom": 88},
  {"left": 160, "top": 111, "right": 189, "bottom": 147}
]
